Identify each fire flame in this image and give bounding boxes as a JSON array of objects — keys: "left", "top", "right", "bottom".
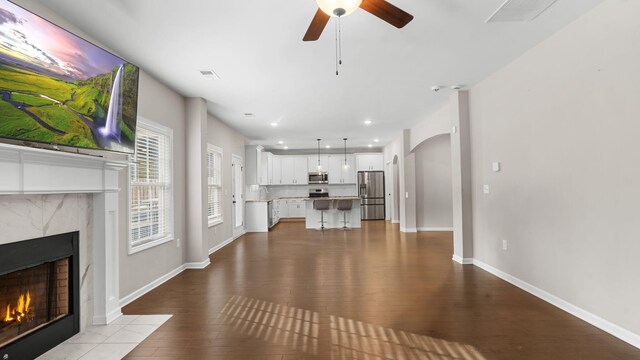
[{"left": 2, "top": 291, "right": 32, "bottom": 324}]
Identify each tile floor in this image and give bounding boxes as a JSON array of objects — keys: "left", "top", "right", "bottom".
[{"left": 37, "top": 315, "right": 172, "bottom": 360}]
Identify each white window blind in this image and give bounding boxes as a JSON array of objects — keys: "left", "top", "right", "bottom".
[
  {"left": 208, "top": 144, "right": 223, "bottom": 225},
  {"left": 129, "top": 121, "right": 173, "bottom": 251}
]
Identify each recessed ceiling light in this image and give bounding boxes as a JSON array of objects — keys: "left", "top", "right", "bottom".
[
  {"left": 374, "top": 138, "right": 380, "bottom": 143},
  {"left": 270, "top": 122, "right": 278, "bottom": 127},
  {"left": 325, "top": 145, "right": 331, "bottom": 149},
  {"left": 368, "top": 144, "right": 373, "bottom": 148},
  {"left": 284, "top": 146, "right": 289, "bottom": 150},
  {"left": 278, "top": 140, "right": 284, "bottom": 144},
  {"left": 364, "top": 120, "right": 372, "bottom": 125}
]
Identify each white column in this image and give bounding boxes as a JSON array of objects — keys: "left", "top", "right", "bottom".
[
  {"left": 450, "top": 91, "right": 474, "bottom": 263},
  {"left": 185, "top": 98, "right": 210, "bottom": 267},
  {"left": 92, "top": 162, "right": 126, "bottom": 324}
]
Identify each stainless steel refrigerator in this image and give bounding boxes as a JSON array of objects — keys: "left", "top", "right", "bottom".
[{"left": 358, "top": 171, "right": 385, "bottom": 220}]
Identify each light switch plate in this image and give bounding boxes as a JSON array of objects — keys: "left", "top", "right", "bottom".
[
  {"left": 502, "top": 240, "right": 508, "bottom": 251},
  {"left": 405, "top": 192, "right": 409, "bottom": 199},
  {"left": 492, "top": 162, "right": 501, "bottom": 172},
  {"left": 483, "top": 185, "right": 490, "bottom": 194},
  {"left": 452, "top": 126, "right": 457, "bottom": 134}
]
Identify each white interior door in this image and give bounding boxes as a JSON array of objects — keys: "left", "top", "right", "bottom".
[{"left": 232, "top": 155, "right": 244, "bottom": 236}]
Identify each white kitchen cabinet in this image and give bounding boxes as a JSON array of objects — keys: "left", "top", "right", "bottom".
[
  {"left": 279, "top": 157, "right": 308, "bottom": 185},
  {"left": 279, "top": 199, "right": 289, "bottom": 218},
  {"left": 294, "top": 158, "right": 308, "bottom": 185},
  {"left": 245, "top": 145, "right": 263, "bottom": 185},
  {"left": 287, "top": 200, "right": 305, "bottom": 218},
  {"left": 328, "top": 155, "right": 356, "bottom": 184},
  {"left": 356, "top": 153, "right": 384, "bottom": 172},
  {"left": 246, "top": 201, "right": 269, "bottom": 232},
  {"left": 272, "top": 156, "right": 282, "bottom": 185},
  {"left": 281, "top": 157, "right": 295, "bottom": 185},
  {"left": 259, "top": 151, "right": 273, "bottom": 185},
  {"left": 307, "top": 155, "right": 329, "bottom": 173}
]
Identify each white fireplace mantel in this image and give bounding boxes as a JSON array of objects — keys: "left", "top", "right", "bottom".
[{"left": 0, "top": 142, "right": 128, "bottom": 325}]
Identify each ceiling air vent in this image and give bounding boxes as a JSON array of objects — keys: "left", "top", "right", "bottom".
[
  {"left": 486, "top": 0, "right": 560, "bottom": 22},
  {"left": 200, "top": 69, "right": 220, "bottom": 80}
]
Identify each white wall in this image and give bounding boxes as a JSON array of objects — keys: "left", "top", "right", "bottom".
[
  {"left": 414, "top": 135, "right": 453, "bottom": 230},
  {"left": 206, "top": 115, "right": 247, "bottom": 251},
  {"left": 469, "top": 0, "right": 640, "bottom": 337}
]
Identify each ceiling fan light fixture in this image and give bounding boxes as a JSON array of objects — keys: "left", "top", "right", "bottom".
[{"left": 316, "top": 0, "right": 363, "bottom": 17}]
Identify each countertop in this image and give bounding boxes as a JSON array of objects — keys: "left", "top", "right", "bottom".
[
  {"left": 246, "top": 196, "right": 360, "bottom": 203},
  {"left": 303, "top": 197, "right": 361, "bottom": 201}
]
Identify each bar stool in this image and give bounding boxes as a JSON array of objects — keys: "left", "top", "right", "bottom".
[
  {"left": 336, "top": 199, "right": 353, "bottom": 230},
  {"left": 313, "top": 200, "right": 331, "bottom": 230}
]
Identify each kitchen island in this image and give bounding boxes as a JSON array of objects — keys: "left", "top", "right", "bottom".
[
  {"left": 245, "top": 196, "right": 361, "bottom": 232},
  {"left": 304, "top": 197, "right": 361, "bottom": 229}
]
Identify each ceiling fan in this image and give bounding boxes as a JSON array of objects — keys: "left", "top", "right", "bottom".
[{"left": 303, "top": 0, "right": 414, "bottom": 42}]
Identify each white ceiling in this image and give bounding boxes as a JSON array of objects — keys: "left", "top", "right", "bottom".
[{"left": 34, "top": 0, "right": 603, "bottom": 150}]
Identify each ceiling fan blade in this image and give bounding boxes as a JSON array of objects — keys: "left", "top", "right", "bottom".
[
  {"left": 359, "top": 0, "right": 414, "bottom": 28},
  {"left": 303, "top": 8, "right": 331, "bottom": 41}
]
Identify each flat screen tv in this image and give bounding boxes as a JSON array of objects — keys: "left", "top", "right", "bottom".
[{"left": 0, "top": 0, "right": 139, "bottom": 154}]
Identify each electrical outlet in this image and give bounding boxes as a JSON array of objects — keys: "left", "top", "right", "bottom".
[
  {"left": 502, "top": 239, "right": 508, "bottom": 251},
  {"left": 176, "top": 238, "right": 181, "bottom": 248},
  {"left": 483, "top": 184, "right": 490, "bottom": 194}
]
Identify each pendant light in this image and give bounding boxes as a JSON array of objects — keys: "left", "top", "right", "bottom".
[
  {"left": 317, "top": 139, "right": 322, "bottom": 171},
  {"left": 343, "top": 138, "right": 349, "bottom": 169}
]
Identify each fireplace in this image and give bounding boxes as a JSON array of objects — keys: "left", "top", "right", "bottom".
[{"left": 0, "top": 232, "right": 80, "bottom": 359}]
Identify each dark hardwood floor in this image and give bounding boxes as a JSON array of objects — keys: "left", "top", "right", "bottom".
[{"left": 123, "top": 221, "right": 639, "bottom": 359}]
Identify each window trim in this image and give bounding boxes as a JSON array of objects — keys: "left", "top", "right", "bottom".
[
  {"left": 207, "top": 143, "right": 224, "bottom": 228},
  {"left": 127, "top": 117, "right": 175, "bottom": 255}
]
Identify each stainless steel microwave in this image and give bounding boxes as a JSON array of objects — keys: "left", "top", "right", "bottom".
[{"left": 308, "top": 172, "right": 329, "bottom": 184}]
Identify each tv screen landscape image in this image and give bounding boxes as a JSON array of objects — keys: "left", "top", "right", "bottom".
[{"left": 0, "top": 0, "right": 139, "bottom": 154}]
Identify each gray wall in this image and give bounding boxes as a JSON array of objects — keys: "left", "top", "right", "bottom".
[
  {"left": 414, "top": 135, "right": 453, "bottom": 230},
  {"left": 469, "top": 0, "right": 640, "bottom": 335},
  {"left": 118, "top": 72, "right": 187, "bottom": 297},
  {"left": 206, "top": 115, "right": 247, "bottom": 251},
  {"left": 12, "top": 0, "right": 188, "bottom": 299}
]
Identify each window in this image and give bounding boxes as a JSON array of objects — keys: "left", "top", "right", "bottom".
[
  {"left": 129, "top": 118, "right": 173, "bottom": 253},
  {"left": 207, "top": 144, "right": 223, "bottom": 226}
]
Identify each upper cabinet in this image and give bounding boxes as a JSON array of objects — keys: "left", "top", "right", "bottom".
[
  {"left": 259, "top": 151, "right": 273, "bottom": 185},
  {"left": 272, "top": 156, "right": 282, "bottom": 185},
  {"left": 245, "top": 145, "right": 263, "bottom": 185},
  {"left": 328, "top": 155, "right": 356, "bottom": 184},
  {"left": 280, "top": 156, "right": 308, "bottom": 185},
  {"left": 356, "top": 153, "right": 384, "bottom": 172}
]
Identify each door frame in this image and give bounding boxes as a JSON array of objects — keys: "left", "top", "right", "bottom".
[{"left": 231, "top": 154, "right": 244, "bottom": 237}]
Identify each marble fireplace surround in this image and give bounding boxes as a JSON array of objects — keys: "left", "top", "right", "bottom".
[{"left": 0, "top": 142, "right": 127, "bottom": 327}]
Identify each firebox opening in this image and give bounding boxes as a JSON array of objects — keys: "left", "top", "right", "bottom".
[
  {"left": 0, "top": 258, "right": 71, "bottom": 348},
  {"left": 0, "top": 232, "right": 79, "bottom": 360}
]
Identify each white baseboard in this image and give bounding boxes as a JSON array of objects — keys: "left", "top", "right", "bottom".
[
  {"left": 400, "top": 227, "right": 417, "bottom": 233},
  {"left": 93, "top": 308, "right": 123, "bottom": 325},
  {"left": 119, "top": 263, "right": 188, "bottom": 308},
  {"left": 184, "top": 258, "right": 211, "bottom": 269},
  {"left": 118, "top": 232, "right": 244, "bottom": 311},
  {"left": 209, "top": 231, "right": 245, "bottom": 255},
  {"left": 473, "top": 258, "right": 640, "bottom": 349},
  {"left": 418, "top": 227, "right": 454, "bottom": 232},
  {"left": 452, "top": 255, "right": 473, "bottom": 265},
  {"left": 392, "top": 220, "right": 400, "bottom": 224}
]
